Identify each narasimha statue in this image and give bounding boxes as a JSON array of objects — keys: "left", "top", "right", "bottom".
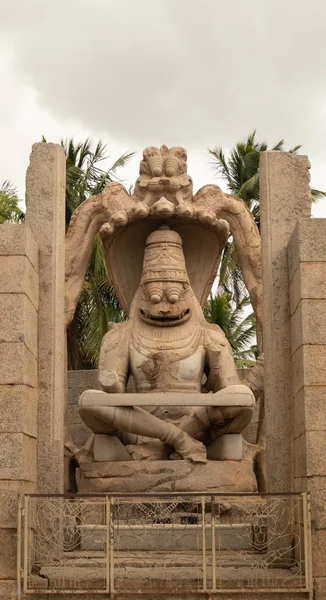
[
  {"left": 65, "top": 145, "right": 264, "bottom": 492},
  {"left": 79, "top": 226, "right": 255, "bottom": 463}
]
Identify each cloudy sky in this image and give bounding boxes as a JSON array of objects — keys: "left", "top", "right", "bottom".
[{"left": 1, "top": 0, "right": 326, "bottom": 216}]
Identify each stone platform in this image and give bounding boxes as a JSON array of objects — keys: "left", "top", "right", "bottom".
[
  {"left": 78, "top": 459, "right": 257, "bottom": 493},
  {"left": 24, "top": 553, "right": 308, "bottom": 600}
]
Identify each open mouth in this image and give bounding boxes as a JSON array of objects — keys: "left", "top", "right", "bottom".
[{"left": 140, "top": 308, "right": 190, "bottom": 326}]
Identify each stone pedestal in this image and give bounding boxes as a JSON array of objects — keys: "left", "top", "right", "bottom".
[
  {"left": 25, "top": 142, "right": 66, "bottom": 494},
  {"left": 78, "top": 459, "right": 257, "bottom": 493}
]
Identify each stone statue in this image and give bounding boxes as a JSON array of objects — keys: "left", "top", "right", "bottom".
[
  {"left": 79, "top": 226, "right": 255, "bottom": 465},
  {"left": 65, "top": 145, "right": 264, "bottom": 492}
]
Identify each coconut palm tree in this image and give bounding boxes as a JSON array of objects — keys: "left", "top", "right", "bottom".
[
  {"left": 45, "top": 137, "right": 134, "bottom": 369},
  {"left": 0, "top": 180, "right": 24, "bottom": 223},
  {"left": 209, "top": 130, "right": 326, "bottom": 300},
  {"left": 204, "top": 292, "right": 257, "bottom": 367}
]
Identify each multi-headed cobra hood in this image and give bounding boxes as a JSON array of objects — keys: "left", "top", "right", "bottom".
[{"left": 99, "top": 145, "right": 229, "bottom": 314}]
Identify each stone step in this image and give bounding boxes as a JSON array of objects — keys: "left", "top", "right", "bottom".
[
  {"left": 77, "top": 521, "right": 254, "bottom": 551},
  {"left": 34, "top": 555, "right": 308, "bottom": 598}
]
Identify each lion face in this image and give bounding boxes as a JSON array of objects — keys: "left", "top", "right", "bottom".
[{"left": 139, "top": 281, "right": 191, "bottom": 327}]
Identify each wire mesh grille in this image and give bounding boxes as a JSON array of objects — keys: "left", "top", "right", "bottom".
[{"left": 19, "top": 493, "right": 311, "bottom": 595}]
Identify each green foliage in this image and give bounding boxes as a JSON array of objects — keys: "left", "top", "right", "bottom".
[
  {"left": 209, "top": 130, "right": 326, "bottom": 299},
  {"left": 204, "top": 293, "right": 257, "bottom": 367},
  {"left": 208, "top": 130, "right": 307, "bottom": 222},
  {"left": 44, "top": 137, "right": 134, "bottom": 369},
  {"left": 0, "top": 180, "right": 24, "bottom": 224},
  {"left": 42, "top": 136, "right": 134, "bottom": 228},
  {"left": 68, "top": 235, "right": 125, "bottom": 369}
]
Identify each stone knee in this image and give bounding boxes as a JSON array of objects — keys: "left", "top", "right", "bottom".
[
  {"left": 79, "top": 404, "right": 116, "bottom": 434},
  {"left": 223, "top": 407, "right": 253, "bottom": 433}
]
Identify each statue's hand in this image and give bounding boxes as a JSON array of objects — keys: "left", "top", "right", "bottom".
[{"left": 99, "top": 369, "right": 120, "bottom": 392}]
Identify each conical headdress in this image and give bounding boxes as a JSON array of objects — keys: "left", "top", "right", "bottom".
[{"left": 140, "top": 226, "right": 190, "bottom": 285}]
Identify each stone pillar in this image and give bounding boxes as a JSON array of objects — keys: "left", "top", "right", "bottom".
[
  {"left": 25, "top": 142, "right": 66, "bottom": 494},
  {"left": 0, "top": 224, "right": 38, "bottom": 595},
  {"left": 260, "top": 152, "right": 311, "bottom": 492},
  {"left": 288, "top": 219, "right": 326, "bottom": 599}
]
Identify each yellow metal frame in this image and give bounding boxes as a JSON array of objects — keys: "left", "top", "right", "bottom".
[{"left": 17, "top": 492, "right": 312, "bottom": 597}]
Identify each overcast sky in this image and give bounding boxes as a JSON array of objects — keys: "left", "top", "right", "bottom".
[{"left": 1, "top": 0, "right": 326, "bottom": 216}]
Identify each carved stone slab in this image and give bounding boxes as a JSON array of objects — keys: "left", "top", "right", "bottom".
[
  {"left": 78, "top": 459, "right": 257, "bottom": 493},
  {"left": 79, "top": 385, "right": 255, "bottom": 408}
]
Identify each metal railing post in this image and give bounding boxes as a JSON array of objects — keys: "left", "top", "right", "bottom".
[
  {"left": 16, "top": 495, "right": 22, "bottom": 600},
  {"left": 201, "top": 496, "right": 207, "bottom": 591},
  {"left": 106, "top": 496, "right": 111, "bottom": 594},
  {"left": 23, "top": 495, "right": 29, "bottom": 594},
  {"left": 302, "top": 492, "right": 313, "bottom": 599},
  {"left": 110, "top": 497, "right": 115, "bottom": 595},
  {"left": 211, "top": 495, "right": 216, "bottom": 591}
]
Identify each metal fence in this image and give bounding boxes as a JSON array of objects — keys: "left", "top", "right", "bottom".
[{"left": 18, "top": 492, "right": 312, "bottom": 596}]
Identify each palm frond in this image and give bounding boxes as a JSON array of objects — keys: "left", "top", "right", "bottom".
[
  {"left": 271, "top": 139, "right": 285, "bottom": 151},
  {"left": 204, "top": 292, "right": 256, "bottom": 360},
  {"left": 108, "top": 150, "right": 135, "bottom": 174},
  {"left": 288, "top": 144, "right": 302, "bottom": 154},
  {"left": 311, "top": 188, "right": 326, "bottom": 202},
  {"left": 208, "top": 131, "right": 324, "bottom": 308},
  {"left": 0, "top": 180, "right": 24, "bottom": 223}
]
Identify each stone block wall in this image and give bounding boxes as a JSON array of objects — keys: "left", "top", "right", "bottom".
[
  {"left": 0, "top": 224, "right": 39, "bottom": 591},
  {"left": 0, "top": 143, "right": 66, "bottom": 599},
  {"left": 288, "top": 219, "right": 326, "bottom": 598}
]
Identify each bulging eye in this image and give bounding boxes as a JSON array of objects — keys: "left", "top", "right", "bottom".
[
  {"left": 147, "top": 284, "right": 163, "bottom": 304},
  {"left": 168, "top": 293, "right": 179, "bottom": 304},
  {"left": 167, "top": 287, "right": 181, "bottom": 303},
  {"left": 151, "top": 293, "right": 162, "bottom": 304}
]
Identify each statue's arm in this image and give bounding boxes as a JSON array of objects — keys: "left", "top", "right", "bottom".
[
  {"left": 98, "top": 322, "right": 130, "bottom": 393},
  {"left": 204, "top": 325, "right": 240, "bottom": 392}
]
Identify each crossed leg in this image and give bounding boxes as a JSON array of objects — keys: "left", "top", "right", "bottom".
[
  {"left": 79, "top": 403, "right": 207, "bottom": 463},
  {"left": 179, "top": 405, "right": 253, "bottom": 440}
]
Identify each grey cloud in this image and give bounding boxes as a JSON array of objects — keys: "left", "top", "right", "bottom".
[{"left": 2, "top": 0, "right": 326, "bottom": 159}]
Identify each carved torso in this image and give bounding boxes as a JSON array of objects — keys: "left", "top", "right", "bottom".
[
  {"left": 129, "top": 344, "right": 205, "bottom": 393},
  {"left": 130, "top": 309, "right": 204, "bottom": 391}
]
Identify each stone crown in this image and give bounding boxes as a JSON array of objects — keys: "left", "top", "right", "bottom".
[{"left": 140, "top": 226, "right": 190, "bottom": 285}]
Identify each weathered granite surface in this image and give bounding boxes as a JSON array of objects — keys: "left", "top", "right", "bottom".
[{"left": 79, "top": 458, "right": 257, "bottom": 493}]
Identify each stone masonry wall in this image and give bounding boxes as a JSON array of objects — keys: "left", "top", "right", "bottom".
[
  {"left": 288, "top": 219, "right": 326, "bottom": 599},
  {"left": 0, "top": 224, "right": 39, "bottom": 594}
]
